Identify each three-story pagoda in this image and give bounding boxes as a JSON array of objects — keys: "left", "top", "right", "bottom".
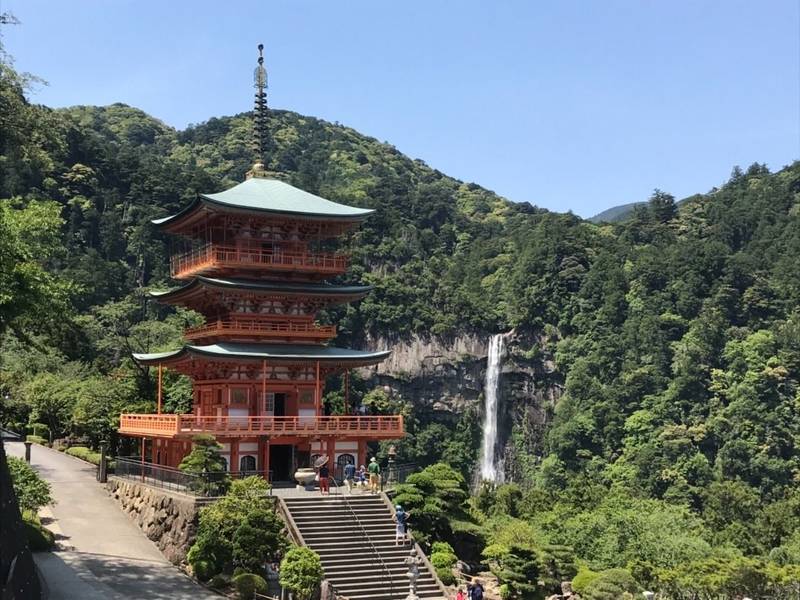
[{"left": 118, "top": 46, "right": 402, "bottom": 481}]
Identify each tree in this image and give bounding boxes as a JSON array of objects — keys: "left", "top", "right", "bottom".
[
  {"left": 187, "top": 476, "right": 284, "bottom": 579},
  {"left": 493, "top": 545, "right": 540, "bottom": 599},
  {"left": 0, "top": 201, "right": 72, "bottom": 338},
  {"left": 179, "top": 434, "right": 229, "bottom": 496},
  {"left": 648, "top": 189, "right": 677, "bottom": 223},
  {"left": 232, "top": 508, "right": 287, "bottom": 572},
  {"left": 279, "top": 547, "right": 323, "bottom": 600}
]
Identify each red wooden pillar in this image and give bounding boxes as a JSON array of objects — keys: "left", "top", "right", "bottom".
[
  {"left": 344, "top": 369, "right": 350, "bottom": 414},
  {"left": 140, "top": 437, "right": 146, "bottom": 482},
  {"left": 264, "top": 439, "right": 271, "bottom": 482},
  {"left": 315, "top": 361, "right": 321, "bottom": 416},
  {"left": 261, "top": 360, "right": 267, "bottom": 413},
  {"left": 326, "top": 436, "right": 335, "bottom": 476},
  {"left": 357, "top": 440, "right": 366, "bottom": 469},
  {"left": 231, "top": 440, "right": 239, "bottom": 475},
  {"left": 157, "top": 364, "right": 163, "bottom": 414}
]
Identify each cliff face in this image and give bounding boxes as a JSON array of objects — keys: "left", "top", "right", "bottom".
[{"left": 363, "top": 329, "right": 564, "bottom": 481}]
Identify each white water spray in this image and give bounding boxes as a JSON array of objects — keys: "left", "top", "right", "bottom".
[{"left": 479, "top": 333, "right": 505, "bottom": 483}]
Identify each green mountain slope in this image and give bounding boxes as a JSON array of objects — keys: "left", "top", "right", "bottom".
[{"left": 588, "top": 201, "right": 644, "bottom": 223}]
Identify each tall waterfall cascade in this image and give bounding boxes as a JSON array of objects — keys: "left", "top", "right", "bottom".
[{"left": 479, "top": 333, "right": 506, "bottom": 483}]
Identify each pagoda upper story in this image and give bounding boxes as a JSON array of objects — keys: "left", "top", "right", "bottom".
[
  {"left": 159, "top": 177, "right": 372, "bottom": 281},
  {"left": 148, "top": 174, "right": 377, "bottom": 349}
]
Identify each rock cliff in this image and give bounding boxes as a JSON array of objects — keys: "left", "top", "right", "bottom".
[{"left": 362, "top": 329, "right": 563, "bottom": 481}]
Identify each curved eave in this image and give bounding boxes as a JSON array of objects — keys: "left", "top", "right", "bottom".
[
  {"left": 149, "top": 277, "right": 373, "bottom": 303},
  {"left": 133, "top": 344, "right": 390, "bottom": 367},
  {"left": 152, "top": 184, "right": 373, "bottom": 231}
]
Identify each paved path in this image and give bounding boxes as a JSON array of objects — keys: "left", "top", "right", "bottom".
[{"left": 6, "top": 442, "right": 219, "bottom": 599}]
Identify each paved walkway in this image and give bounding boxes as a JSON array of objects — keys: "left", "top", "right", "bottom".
[{"left": 6, "top": 442, "right": 219, "bottom": 599}]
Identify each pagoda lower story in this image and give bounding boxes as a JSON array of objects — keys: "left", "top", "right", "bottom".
[{"left": 120, "top": 343, "right": 400, "bottom": 481}]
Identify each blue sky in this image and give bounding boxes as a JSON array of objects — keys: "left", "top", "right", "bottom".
[{"left": 2, "top": 0, "right": 798, "bottom": 217}]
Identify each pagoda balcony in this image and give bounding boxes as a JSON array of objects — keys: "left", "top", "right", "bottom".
[
  {"left": 184, "top": 319, "right": 336, "bottom": 343},
  {"left": 170, "top": 244, "right": 349, "bottom": 280},
  {"left": 119, "top": 414, "right": 404, "bottom": 439}
]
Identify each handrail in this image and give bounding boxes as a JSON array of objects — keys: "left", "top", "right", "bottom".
[
  {"left": 118, "top": 414, "right": 405, "bottom": 439},
  {"left": 275, "top": 495, "right": 305, "bottom": 546},
  {"left": 185, "top": 319, "right": 336, "bottom": 340},
  {"left": 377, "top": 491, "right": 450, "bottom": 598},
  {"left": 328, "top": 476, "right": 394, "bottom": 600},
  {"left": 170, "top": 243, "right": 349, "bottom": 277}
]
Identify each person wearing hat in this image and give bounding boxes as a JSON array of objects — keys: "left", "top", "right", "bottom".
[
  {"left": 367, "top": 456, "right": 381, "bottom": 494},
  {"left": 392, "top": 503, "right": 411, "bottom": 545}
]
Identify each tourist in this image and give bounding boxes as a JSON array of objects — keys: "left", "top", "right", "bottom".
[
  {"left": 357, "top": 464, "right": 367, "bottom": 489},
  {"left": 470, "top": 579, "right": 484, "bottom": 600},
  {"left": 455, "top": 588, "right": 466, "bottom": 600},
  {"left": 343, "top": 461, "right": 356, "bottom": 493},
  {"left": 318, "top": 461, "right": 330, "bottom": 495},
  {"left": 368, "top": 456, "right": 381, "bottom": 493},
  {"left": 393, "top": 504, "right": 410, "bottom": 545}
]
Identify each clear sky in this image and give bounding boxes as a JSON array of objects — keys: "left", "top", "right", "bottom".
[{"left": 2, "top": 0, "right": 798, "bottom": 217}]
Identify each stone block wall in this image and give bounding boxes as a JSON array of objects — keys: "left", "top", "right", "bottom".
[{"left": 106, "top": 477, "right": 202, "bottom": 564}]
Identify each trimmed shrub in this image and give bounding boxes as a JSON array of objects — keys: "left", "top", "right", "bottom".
[
  {"left": 209, "top": 573, "right": 231, "bottom": 589},
  {"left": 26, "top": 435, "right": 48, "bottom": 446},
  {"left": 431, "top": 549, "right": 457, "bottom": 585},
  {"left": 65, "top": 446, "right": 103, "bottom": 465},
  {"left": 191, "top": 558, "right": 214, "bottom": 582},
  {"left": 572, "top": 567, "right": 600, "bottom": 593},
  {"left": 232, "top": 572, "right": 268, "bottom": 599},
  {"left": 431, "top": 541, "right": 455, "bottom": 555},
  {"left": 581, "top": 568, "right": 639, "bottom": 600}
]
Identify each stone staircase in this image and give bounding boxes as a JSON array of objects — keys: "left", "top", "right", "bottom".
[{"left": 282, "top": 494, "right": 446, "bottom": 600}]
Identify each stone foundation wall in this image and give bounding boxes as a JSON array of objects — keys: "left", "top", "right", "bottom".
[{"left": 106, "top": 477, "right": 202, "bottom": 564}]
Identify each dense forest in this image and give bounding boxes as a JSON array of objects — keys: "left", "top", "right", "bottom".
[{"left": 3, "top": 46, "right": 800, "bottom": 598}]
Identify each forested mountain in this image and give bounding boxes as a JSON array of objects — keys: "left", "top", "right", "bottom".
[
  {"left": 3, "top": 54, "right": 800, "bottom": 597},
  {"left": 588, "top": 200, "right": 644, "bottom": 223}
]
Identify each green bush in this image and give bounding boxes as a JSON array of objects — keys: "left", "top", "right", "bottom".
[
  {"left": 572, "top": 567, "right": 600, "bottom": 594},
  {"left": 22, "top": 515, "right": 55, "bottom": 551},
  {"left": 431, "top": 549, "right": 457, "bottom": 585},
  {"left": 209, "top": 573, "right": 230, "bottom": 590},
  {"left": 431, "top": 541, "right": 455, "bottom": 555},
  {"left": 191, "top": 558, "right": 214, "bottom": 582},
  {"left": 7, "top": 456, "right": 53, "bottom": 512},
  {"left": 499, "top": 583, "right": 511, "bottom": 600},
  {"left": 581, "top": 568, "right": 639, "bottom": 600},
  {"left": 279, "top": 547, "right": 323, "bottom": 600},
  {"left": 25, "top": 435, "right": 47, "bottom": 446},
  {"left": 232, "top": 572, "right": 268, "bottom": 599},
  {"left": 65, "top": 446, "right": 103, "bottom": 465}
]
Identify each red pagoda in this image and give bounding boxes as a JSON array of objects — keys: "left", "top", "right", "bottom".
[{"left": 118, "top": 46, "right": 402, "bottom": 481}]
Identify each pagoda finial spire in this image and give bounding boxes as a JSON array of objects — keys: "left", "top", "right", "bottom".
[{"left": 248, "top": 43, "right": 269, "bottom": 179}]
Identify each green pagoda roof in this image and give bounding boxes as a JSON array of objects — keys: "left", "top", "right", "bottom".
[
  {"left": 153, "top": 177, "right": 373, "bottom": 227},
  {"left": 149, "top": 276, "right": 372, "bottom": 301},
  {"left": 133, "top": 343, "right": 390, "bottom": 366}
]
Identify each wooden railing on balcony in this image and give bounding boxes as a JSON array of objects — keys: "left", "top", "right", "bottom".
[
  {"left": 184, "top": 319, "right": 336, "bottom": 342},
  {"left": 119, "top": 413, "right": 404, "bottom": 439},
  {"left": 170, "top": 244, "right": 349, "bottom": 279}
]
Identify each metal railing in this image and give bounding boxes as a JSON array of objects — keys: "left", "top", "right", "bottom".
[
  {"left": 170, "top": 243, "right": 349, "bottom": 278},
  {"left": 114, "top": 457, "right": 270, "bottom": 497},
  {"left": 119, "top": 414, "right": 405, "bottom": 439},
  {"left": 328, "top": 476, "right": 394, "bottom": 600}
]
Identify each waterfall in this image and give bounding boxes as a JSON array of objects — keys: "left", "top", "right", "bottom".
[{"left": 479, "top": 333, "right": 505, "bottom": 483}]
